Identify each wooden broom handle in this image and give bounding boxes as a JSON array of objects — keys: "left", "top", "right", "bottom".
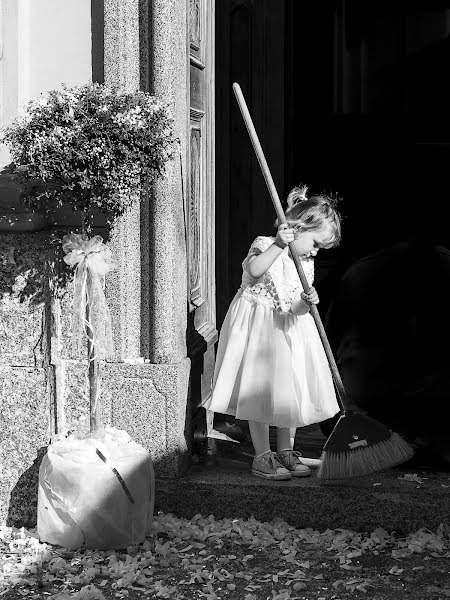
[{"left": 232, "top": 82, "right": 348, "bottom": 409}]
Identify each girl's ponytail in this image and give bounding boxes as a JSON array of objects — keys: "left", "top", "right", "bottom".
[{"left": 286, "top": 185, "right": 308, "bottom": 210}]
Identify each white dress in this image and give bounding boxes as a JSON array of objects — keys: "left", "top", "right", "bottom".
[{"left": 206, "top": 236, "right": 340, "bottom": 428}]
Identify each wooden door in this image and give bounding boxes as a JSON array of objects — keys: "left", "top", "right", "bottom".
[
  {"left": 215, "top": 0, "right": 286, "bottom": 330},
  {"left": 186, "top": 0, "right": 217, "bottom": 452}
]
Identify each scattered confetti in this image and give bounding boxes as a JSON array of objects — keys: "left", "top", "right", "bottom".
[
  {"left": 293, "top": 581, "right": 307, "bottom": 591},
  {"left": 398, "top": 473, "right": 426, "bottom": 484},
  {"left": 0, "top": 514, "right": 449, "bottom": 599},
  {"left": 388, "top": 565, "right": 404, "bottom": 575}
]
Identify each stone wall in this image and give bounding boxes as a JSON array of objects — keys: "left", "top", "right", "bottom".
[
  {"left": 0, "top": 0, "right": 192, "bottom": 527},
  {"left": 0, "top": 221, "right": 191, "bottom": 526},
  {"left": 0, "top": 231, "right": 53, "bottom": 525}
]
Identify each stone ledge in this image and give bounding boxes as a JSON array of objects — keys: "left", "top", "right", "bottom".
[{"left": 155, "top": 461, "right": 450, "bottom": 533}]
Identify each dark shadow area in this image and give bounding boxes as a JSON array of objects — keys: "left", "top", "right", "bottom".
[
  {"left": 0, "top": 230, "right": 72, "bottom": 308},
  {"left": 321, "top": 234, "right": 450, "bottom": 469},
  {"left": 215, "top": 0, "right": 450, "bottom": 471},
  {"left": 6, "top": 447, "right": 47, "bottom": 528}
]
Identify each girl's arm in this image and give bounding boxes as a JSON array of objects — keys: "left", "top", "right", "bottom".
[
  {"left": 247, "top": 243, "right": 284, "bottom": 278},
  {"left": 247, "top": 225, "right": 294, "bottom": 278}
]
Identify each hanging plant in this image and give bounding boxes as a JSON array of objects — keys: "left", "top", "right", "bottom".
[{"left": 3, "top": 82, "right": 175, "bottom": 227}]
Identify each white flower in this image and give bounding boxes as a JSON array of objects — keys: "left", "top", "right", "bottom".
[{"left": 30, "top": 95, "right": 49, "bottom": 109}]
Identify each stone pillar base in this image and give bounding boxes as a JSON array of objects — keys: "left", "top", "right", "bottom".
[{"left": 102, "top": 360, "right": 191, "bottom": 478}]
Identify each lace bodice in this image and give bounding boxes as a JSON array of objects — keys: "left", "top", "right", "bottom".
[{"left": 240, "top": 236, "right": 315, "bottom": 313}]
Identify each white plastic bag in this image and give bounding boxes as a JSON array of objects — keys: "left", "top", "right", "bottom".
[{"left": 37, "top": 427, "right": 155, "bottom": 549}]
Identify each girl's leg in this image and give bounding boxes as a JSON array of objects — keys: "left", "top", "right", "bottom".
[
  {"left": 276, "top": 427, "right": 295, "bottom": 452},
  {"left": 248, "top": 420, "right": 271, "bottom": 456},
  {"left": 290, "top": 427, "right": 297, "bottom": 449}
]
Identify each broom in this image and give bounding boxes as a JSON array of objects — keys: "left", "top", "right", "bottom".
[{"left": 232, "top": 82, "right": 414, "bottom": 479}]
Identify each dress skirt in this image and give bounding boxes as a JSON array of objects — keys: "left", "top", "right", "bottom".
[{"left": 207, "top": 289, "right": 340, "bottom": 428}]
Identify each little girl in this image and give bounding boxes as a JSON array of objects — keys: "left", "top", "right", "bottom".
[{"left": 206, "top": 186, "right": 342, "bottom": 480}]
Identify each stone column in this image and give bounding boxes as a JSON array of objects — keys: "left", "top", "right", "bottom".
[
  {"left": 103, "top": 0, "right": 142, "bottom": 359},
  {"left": 101, "top": 0, "right": 190, "bottom": 477},
  {"left": 147, "top": 0, "right": 189, "bottom": 365}
]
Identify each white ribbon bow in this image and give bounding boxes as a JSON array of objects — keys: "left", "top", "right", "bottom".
[{"left": 62, "top": 233, "right": 115, "bottom": 360}]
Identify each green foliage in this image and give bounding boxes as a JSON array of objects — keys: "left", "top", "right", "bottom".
[{"left": 3, "top": 83, "right": 175, "bottom": 225}]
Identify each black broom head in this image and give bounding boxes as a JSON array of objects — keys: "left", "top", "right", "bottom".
[{"left": 317, "top": 411, "right": 415, "bottom": 479}]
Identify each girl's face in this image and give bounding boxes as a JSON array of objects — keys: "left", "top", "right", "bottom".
[{"left": 292, "top": 223, "right": 334, "bottom": 259}]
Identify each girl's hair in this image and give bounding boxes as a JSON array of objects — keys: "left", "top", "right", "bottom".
[{"left": 275, "top": 184, "right": 342, "bottom": 248}]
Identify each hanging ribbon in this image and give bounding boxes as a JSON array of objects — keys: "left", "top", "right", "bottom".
[{"left": 62, "top": 233, "right": 115, "bottom": 360}]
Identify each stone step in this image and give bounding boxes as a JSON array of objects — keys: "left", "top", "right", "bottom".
[{"left": 155, "top": 460, "right": 450, "bottom": 534}]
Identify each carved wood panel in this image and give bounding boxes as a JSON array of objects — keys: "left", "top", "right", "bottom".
[
  {"left": 190, "top": 0, "right": 201, "bottom": 50},
  {"left": 187, "top": 0, "right": 217, "bottom": 438},
  {"left": 188, "top": 121, "right": 203, "bottom": 309}
]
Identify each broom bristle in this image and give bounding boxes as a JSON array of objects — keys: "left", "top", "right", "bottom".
[{"left": 317, "top": 431, "right": 414, "bottom": 479}]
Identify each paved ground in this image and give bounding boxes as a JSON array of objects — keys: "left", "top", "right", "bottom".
[
  {"left": 1, "top": 511, "right": 449, "bottom": 600},
  {"left": 1, "top": 423, "right": 449, "bottom": 599},
  {"left": 155, "top": 422, "right": 450, "bottom": 533}
]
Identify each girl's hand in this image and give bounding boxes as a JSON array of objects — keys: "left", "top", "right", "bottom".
[
  {"left": 274, "top": 223, "right": 294, "bottom": 249},
  {"left": 290, "top": 286, "right": 319, "bottom": 315},
  {"left": 301, "top": 287, "right": 319, "bottom": 305}
]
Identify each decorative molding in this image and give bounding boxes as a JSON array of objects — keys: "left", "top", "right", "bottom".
[
  {"left": 190, "top": 107, "right": 205, "bottom": 119},
  {"left": 197, "top": 321, "right": 218, "bottom": 347},
  {"left": 190, "top": 55, "right": 205, "bottom": 70},
  {"left": 186, "top": 0, "right": 216, "bottom": 415},
  {"left": 188, "top": 125, "right": 204, "bottom": 311},
  {"left": 187, "top": 320, "right": 218, "bottom": 356},
  {"left": 189, "top": 0, "right": 201, "bottom": 50}
]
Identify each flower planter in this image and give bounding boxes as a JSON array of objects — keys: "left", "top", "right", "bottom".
[
  {"left": 4, "top": 83, "right": 174, "bottom": 549},
  {"left": 37, "top": 428, "right": 155, "bottom": 550}
]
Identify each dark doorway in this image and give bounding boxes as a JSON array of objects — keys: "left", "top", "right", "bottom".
[
  {"left": 216, "top": 0, "right": 450, "bottom": 323},
  {"left": 215, "top": 1, "right": 345, "bottom": 329},
  {"left": 214, "top": 0, "right": 450, "bottom": 467}
]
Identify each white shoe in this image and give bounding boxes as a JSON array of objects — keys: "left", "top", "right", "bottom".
[
  {"left": 297, "top": 456, "right": 322, "bottom": 469},
  {"left": 276, "top": 450, "right": 312, "bottom": 477},
  {"left": 252, "top": 451, "right": 292, "bottom": 480}
]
